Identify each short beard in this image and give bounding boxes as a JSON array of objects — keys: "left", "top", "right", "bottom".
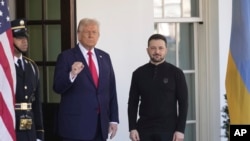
[{"left": 150, "top": 57, "right": 165, "bottom": 64}]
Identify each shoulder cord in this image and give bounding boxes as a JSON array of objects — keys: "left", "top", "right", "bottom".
[{"left": 23, "top": 56, "right": 39, "bottom": 103}]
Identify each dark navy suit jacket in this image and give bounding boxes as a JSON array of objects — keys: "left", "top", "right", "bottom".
[{"left": 53, "top": 45, "right": 119, "bottom": 140}]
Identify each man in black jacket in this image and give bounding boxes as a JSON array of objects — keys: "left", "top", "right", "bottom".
[
  {"left": 128, "top": 34, "right": 188, "bottom": 141},
  {"left": 11, "top": 19, "right": 44, "bottom": 141}
]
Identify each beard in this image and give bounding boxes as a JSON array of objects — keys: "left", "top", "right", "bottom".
[{"left": 150, "top": 54, "right": 165, "bottom": 63}]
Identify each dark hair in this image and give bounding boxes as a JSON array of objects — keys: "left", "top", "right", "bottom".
[{"left": 147, "top": 34, "right": 167, "bottom": 47}]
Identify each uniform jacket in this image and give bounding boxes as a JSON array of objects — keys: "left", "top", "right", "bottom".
[
  {"left": 53, "top": 45, "right": 119, "bottom": 140},
  {"left": 15, "top": 56, "right": 44, "bottom": 141}
]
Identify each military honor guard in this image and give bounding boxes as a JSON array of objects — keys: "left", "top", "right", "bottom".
[{"left": 11, "top": 19, "right": 44, "bottom": 141}]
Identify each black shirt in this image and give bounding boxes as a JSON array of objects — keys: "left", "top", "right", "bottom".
[{"left": 128, "top": 62, "right": 188, "bottom": 133}]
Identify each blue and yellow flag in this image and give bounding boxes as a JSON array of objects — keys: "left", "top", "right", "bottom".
[{"left": 226, "top": 0, "right": 250, "bottom": 124}]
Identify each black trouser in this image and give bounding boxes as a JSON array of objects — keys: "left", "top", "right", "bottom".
[
  {"left": 16, "top": 130, "right": 36, "bottom": 141},
  {"left": 138, "top": 131, "right": 174, "bottom": 141}
]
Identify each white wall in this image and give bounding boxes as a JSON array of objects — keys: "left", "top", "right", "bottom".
[
  {"left": 76, "top": 0, "right": 153, "bottom": 140},
  {"left": 219, "top": 0, "right": 232, "bottom": 141}
]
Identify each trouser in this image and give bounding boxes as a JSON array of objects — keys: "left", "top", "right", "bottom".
[
  {"left": 63, "top": 115, "right": 105, "bottom": 141},
  {"left": 138, "top": 130, "right": 174, "bottom": 141},
  {"left": 16, "top": 130, "right": 36, "bottom": 141}
]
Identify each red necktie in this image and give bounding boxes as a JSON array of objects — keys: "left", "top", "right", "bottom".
[{"left": 88, "top": 51, "right": 98, "bottom": 87}]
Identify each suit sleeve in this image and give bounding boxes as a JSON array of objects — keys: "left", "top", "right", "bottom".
[
  {"left": 33, "top": 80, "right": 44, "bottom": 140},
  {"left": 53, "top": 53, "right": 74, "bottom": 94},
  {"left": 108, "top": 56, "right": 119, "bottom": 123},
  {"left": 30, "top": 62, "right": 44, "bottom": 140}
]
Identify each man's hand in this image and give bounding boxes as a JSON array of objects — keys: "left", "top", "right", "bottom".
[
  {"left": 109, "top": 123, "right": 118, "bottom": 139},
  {"left": 130, "top": 129, "right": 140, "bottom": 141},
  {"left": 172, "top": 131, "right": 184, "bottom": 141},
  {"left": 71, "top": 61, "right": 84, "bottom": 77}
]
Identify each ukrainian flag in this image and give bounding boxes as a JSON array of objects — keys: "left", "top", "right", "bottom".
[{"left": 226, "top": 0, "right": 250, "bottom": 124}]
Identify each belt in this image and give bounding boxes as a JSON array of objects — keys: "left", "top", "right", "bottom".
[{"left": 15, "top": 103, "right": 32, "bottom": 110}]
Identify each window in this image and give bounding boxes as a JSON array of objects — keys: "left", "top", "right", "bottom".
[{"left": 15, "top": 0, "right": 76, "bottom": 103}]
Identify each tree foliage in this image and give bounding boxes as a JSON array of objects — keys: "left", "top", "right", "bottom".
[{"left": 222, "top": 94, "right": 230, "bottom": 140}]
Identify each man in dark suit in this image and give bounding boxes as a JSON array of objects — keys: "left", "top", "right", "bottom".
[
  {"left": 11, "top": 19, "right": 44, "bottom": 141},
  {"left": 53, "top": 18, "right": 119, "bottom": 141}
]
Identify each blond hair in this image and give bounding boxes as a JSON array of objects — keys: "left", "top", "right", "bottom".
[{"left": 77, "top": 18, "right": 100, "bottom": 32}]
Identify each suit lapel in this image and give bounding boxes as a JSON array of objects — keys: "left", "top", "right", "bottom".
[
  {"left": 95, "top": 49, "right": 104, "bottom": 89},
  {"left": 73, "top": 45, "right": 96, "bottom": 87},
  {"left": 72, "top": 45, "right": 87, "bottom": 64}
]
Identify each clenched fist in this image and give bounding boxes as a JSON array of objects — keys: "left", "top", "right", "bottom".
[{"left": 71, "top": 61, "right": 84, "bottom": 77}]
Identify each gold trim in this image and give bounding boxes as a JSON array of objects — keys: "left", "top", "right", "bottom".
[
  {"left": 11, "top": 26, "right": 25, "bottom": 30},
  {"left": 15, "top": 103, "right": 32, "bottom": 110}
]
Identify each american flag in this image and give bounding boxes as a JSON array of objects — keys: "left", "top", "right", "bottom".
[{"left": 0, "top": 0, "right": 16, "bottom": 141}]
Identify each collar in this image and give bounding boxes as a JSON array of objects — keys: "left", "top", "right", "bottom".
[
  {"left": 78, "top": 43, "right": 96, "bottom": 57},
  {"left": 149, "top": 61, "right": 166, "bottom": 67},
  {"left": 14, "top": 54, "right": 23, "bottom": 64}
]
